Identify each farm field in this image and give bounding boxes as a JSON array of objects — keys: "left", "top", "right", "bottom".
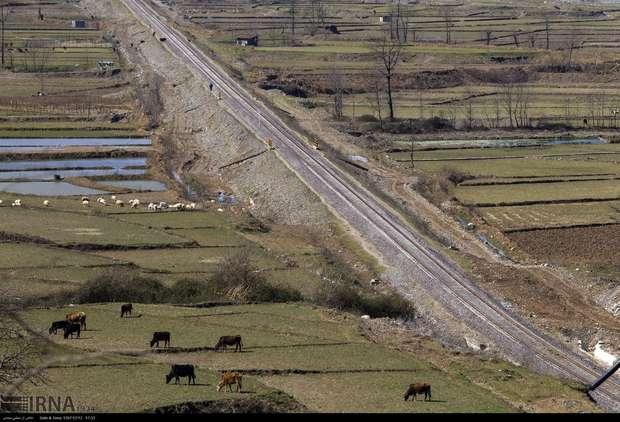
[
  {"left": 19, "top": 303, "right": 598, "bottom": 413},
  {"left": 0, "top": 192, "right": 329, "bottom": 300},
  {"left": 174, "top": 0, "right": 620, "bottom": 131}
]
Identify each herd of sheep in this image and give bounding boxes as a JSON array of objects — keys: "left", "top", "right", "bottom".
[{"left": 2, "top": 195, "right": 198, "bottom": 211}]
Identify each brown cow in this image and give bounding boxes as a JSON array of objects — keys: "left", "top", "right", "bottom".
[
  {"left": 214, "top": 335, "right": 242, "bottom": 352},
  {"left": 216, "top": 372, "right": 242, "bottom": 392},
  {"left": 66, "top": 311, "right": 86, "bottom": 330},
  {"left": 404, "top": 383, "right": 432, "bottom": 401}
]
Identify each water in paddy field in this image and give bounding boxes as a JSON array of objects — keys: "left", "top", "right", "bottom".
[
  {"left": 0, "top": 138, "right": 152, "bottom": 152},
  {"left": 408, "top": 137, "right": 607, "bottom": 150},
  {"left": 0, "top": 182, "right": 109, "bottom": 196},
  {"left": 0, "top": 137, "right": 166, "bottom": 196},
  {"left": 100, "top": 180, "right": 168, "bottom": 192},
  {"left": 0, "top": 157, "right": 148, "bottom": 171}
]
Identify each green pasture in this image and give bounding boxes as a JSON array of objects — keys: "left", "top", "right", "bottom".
[
  {"left": 456, "top": 179, "right": 620, "bottom": 206},
  {"left": 0, "top": 242, "right": 112, "bottom": 269},
  {"left": 24, "top": 359, "right": 274, "bottom": 413},
  {"left": 19, "top": 303, "right": 598, "bottom": 412},
  {"left": 93, "top": 246, "right": 281, "bottom": 274},
  {"left": 0, "top": 207, "right": 189, "bottom": 247},
  {"left": 414, "top": 157, "right": 620, "bottom": 178}
]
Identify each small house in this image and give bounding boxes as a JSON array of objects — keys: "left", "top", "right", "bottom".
[
  {"left": 235, "top": 35, "right": 258, "bottom": 47},
  {"left": 71, "top": 20, "right": 86, "bottom": 28},
  {"left": 379, "top": 16, "right": 392, "bottom": 23}
]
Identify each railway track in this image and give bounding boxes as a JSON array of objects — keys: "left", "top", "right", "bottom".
[{"left": 122, "top": 0, "right": 620, "bottom": 410}]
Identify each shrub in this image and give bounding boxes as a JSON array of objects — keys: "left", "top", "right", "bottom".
[
  {"left": 210, "top": 251, "right": 302, "bottom": 303},
  {"left": 357, "top": 114, "right": 379, "bottom": 122},
  {"left": 75, "top": 268, "right": 170, "bottom": 304},
  {"left": 314, "top": 281, "right": 415, "bottom": 320},
  {"left": 168, "top": 279, "right": 216, "bottom": 303}
]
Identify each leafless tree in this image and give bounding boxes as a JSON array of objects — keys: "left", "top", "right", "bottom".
[
  {"left": 330, "top": 65, "right": 344, "bottom": 120},
  {"left": 441, "top": 7, "right": 454, "bottom": 45},
  {"left": 500, "top": 83, "right": 531, "bottom": 128},
  {"left": 564, "top": 29, "right": 583, "bottom": 67},
  {"left": 372, "top": 75, "right": 384, "bottom": 129},
  {"left": 308, "top": 0, "right": 326, "bottom": 36},
  {"left": 22, "top": 40, "right": 51, "bottom": 74},
  {"left": 544, "top": 15, "right": 551, "bottom": 50},
  {"left": 372, "top": 32, "right": 403, "bottom": 121}
]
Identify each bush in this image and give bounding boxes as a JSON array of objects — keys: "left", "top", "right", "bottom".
[
  {"left": 314, "top": 281, "right": 415, "bottom": 320},
  {"left": 168, "top": 279, "right": 216, "bottom": 303},
  {"left": 75, "top": 268, "right": 170, "bottom": 304},
  {"left": 357, "top": 114, "right": 379, "bottom": 122},
  {"left": 210, "top": 251, "right": 302, "bottom": 303}
]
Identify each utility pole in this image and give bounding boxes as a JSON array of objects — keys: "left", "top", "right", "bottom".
[
  {"left": 289, "top": 0, "right": 296, "bottom": 46},
  {"left": 1, "top": 5, "right": 5, "bottom": 69}
]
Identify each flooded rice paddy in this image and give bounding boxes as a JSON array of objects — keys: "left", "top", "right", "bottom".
[{"left": 0, "top": 138, "right": 166, "bottom": 196}]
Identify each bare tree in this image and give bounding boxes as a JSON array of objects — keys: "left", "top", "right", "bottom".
[
  {"left": 500, "top": 83, "right": 531, "bottom": 128},
  {"left": 372, "top": 32, "right": 403, "bottom": 121},
  {"left": 441, "top": 7, "right": 454, "bottom": 45},
  {"left": 544, "top": 15, "right": 551, "bottom": 50},
  {"left": 22, "top": 40, "right": 51, "bottom": 74},
  {"left": 564, "top": 29, "right": 583, "bottom": 68},
  {"left": 308, "top": 0, "right": 326, "bottom": 36},
  {"left": 372, "top": 75, "right": 384, "bottom": 129},
  {"left": 330, "top": 65, "right": 344, "bottom": 120}
]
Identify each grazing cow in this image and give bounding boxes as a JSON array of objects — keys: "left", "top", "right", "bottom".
[
  {"left": 150, "top": 331, "right": 171, "bottom": 348},
  {"left": 66, "top": 311, "right": 86, "bottom": 330},
  {"left": 404, "top": 383, "right": 432, "bottom": 402},
  {"left": 120, "top": 303, "right": 133, "bottom": 318},
  {"left": 214, "top": 335, "right": 243, "bottom": 352},
  {"left": 165, "top": 364, "right": 196, "bottom": 385},
  {"left": 48, "top": 320, "right": 68, "bottom": 335},
  {"left": 217, "top": 372, "right": 242, "bottom": 392},
  {"left": 63, "top": 323, "right": 81, "bottom": 339}
]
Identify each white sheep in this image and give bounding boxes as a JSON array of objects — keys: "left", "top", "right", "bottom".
[
  {"left": 11, "top": 199, "right": 22, "bottom": 207},
  {"left": 115, "top": 199, "right": 124, "bottom": 207},
  {"left": 147, "top": 202, "right": 157, "bottom": 211},
  {"left": 129, "top": 199, "right": 140, "bottom": 209},
  {"left": 82, "top": 199, "right": 90, "bottom": 207},
  {"left": 187, "top": 202, "right": 196, "bottom": 210},
  {"left": 97, "top": 197, "right": 107, "bottom": 206},
  {"left": 0, "top": 199, "right": 3, "bottom": 206},
  {"left": 43, "top": 200, "right": 50, "bottom": 207},
  {"left": 158, "top": 201, "right": 168, "bottom": 209},
  {"left": 111, "top": 195, "right": 117, "bottom": 201}
]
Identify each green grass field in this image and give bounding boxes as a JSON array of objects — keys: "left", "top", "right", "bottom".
[{"left": 18, "top": 303, "right": 597, "bottom": 413}]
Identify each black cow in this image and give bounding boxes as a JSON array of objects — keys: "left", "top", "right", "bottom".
[
  {"left": 214, "top": 335, "right": 243, "bottom": 352},
  {"left": 63, "top": 323, "right": 81, "bottom": 339},
  {"left": 49, "top": 320, "right": 68, "bottom": 335},
  {"left": 120, "top": 303, "right": 133, "bottom": 318},
  {"left": 165, "top": 364, "right": 196, "bottom": 385},
  {"left": 150, "top": 331, "right": 171, "bottom": 348}
]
